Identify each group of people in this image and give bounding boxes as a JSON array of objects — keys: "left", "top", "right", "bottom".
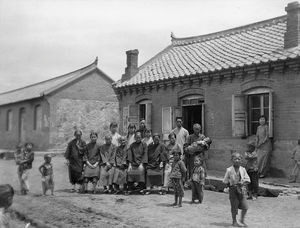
[
  {"left": 64, "top": 119, "right": 212, "bottom": 207},
  {"left": 10, "top": 115, "right": 300, "bottom": 227}
]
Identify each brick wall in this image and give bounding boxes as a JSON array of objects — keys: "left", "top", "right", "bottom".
[
  {"left": 118, "top": 69, "right": 300, "bottom": 176},
  {"left": 0, "top": 98, "right": 50, "bottom": 150},
  {"left": 47, "top": 70, "right": 119, "bottom": 149}
]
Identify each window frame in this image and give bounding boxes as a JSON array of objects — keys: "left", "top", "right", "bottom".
[
  {"left": 6, "top": 110, "right": 13, "bottom": 131},
  {"left": 34, "top": 105, "right": 42, "bottom": 130}
]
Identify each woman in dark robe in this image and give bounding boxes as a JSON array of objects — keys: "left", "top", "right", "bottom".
[
  {"left": 127, "top": 132, "right": 148, "bottom": 193},
  {"left": 65, "top": 130, "right": 86, "bottom": 192},
  {"left": 145, "top": 133, "right": 168, "bottom": 194},
  {"left": 83, "top": 131, "right": 101, "bottom": 194}
]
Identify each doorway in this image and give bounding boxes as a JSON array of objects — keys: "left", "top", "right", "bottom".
[
  {"left": 182, "top": 105, "right": 202, "bottom": 134},
  {"left": 19, "top": 108, "right": 26, "bottom": 143}
]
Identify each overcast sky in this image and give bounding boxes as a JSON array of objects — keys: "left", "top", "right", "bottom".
[{"left": 0, "top": 0, "right": 292, "bottom": 93}]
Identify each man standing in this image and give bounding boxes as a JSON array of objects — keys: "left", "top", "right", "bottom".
[
  {"left": 171, "top": 117, "right": 189, "bottom": 149},
  {"left": 138, "top": 119, "right": 148, "bottom": 139},
  {"left": 65, "top": 130, "right": 86, "bottom": 192},
  {"left": 184, "top": 124, "right": 209, "bottom": 180}
]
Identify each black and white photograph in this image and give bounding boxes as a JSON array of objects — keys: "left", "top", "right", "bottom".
[{"left": 0, "top": 0, "right": 300, "bottom": 227}]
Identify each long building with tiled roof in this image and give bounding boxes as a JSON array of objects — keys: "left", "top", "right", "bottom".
[
  {"left": 114, "top": 2, "right": 300, "bottom": 178},
  {"left": 0, "top": 59, "right": 119, "bottom": 150},
  {"left": 115, "top": 15, "right": 300, "bottom": 88}
]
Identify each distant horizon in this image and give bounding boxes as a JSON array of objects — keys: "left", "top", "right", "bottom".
[{"left": 0, "top": 0, "right": 292, "bottom": 93}]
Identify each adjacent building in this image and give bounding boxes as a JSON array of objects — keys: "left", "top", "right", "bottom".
[
  {"left": 113, "top": 2, "right": 300, "bottom": 177},
  {"left": 0, "top": 59, "right": 119, "bottom": 150}
]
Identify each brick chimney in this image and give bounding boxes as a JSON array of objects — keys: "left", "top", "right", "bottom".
[
  {"left": 121, "top": 49, "right": 139, "bottom": 82},
  {"left": 284, "top": 1, "right": 300, "bottom": 48}
]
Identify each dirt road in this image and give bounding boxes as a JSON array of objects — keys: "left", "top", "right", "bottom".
[{"left": 1, "top": 155, "right": 299, "bottom": 228}]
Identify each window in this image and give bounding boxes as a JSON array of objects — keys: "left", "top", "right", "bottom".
[
  {"left": 138, "top": 100, "right": 152, "bottom": 129},
  {"left": 248, "top": 94, "right": 269, "bottom": 135},
  {"left": 232, "top": 89, "right": 273, "bottom": 138},
  {"left": 34, "top": 105, "right": 42, "bottom": 130},
  {"left": 139, "top": 104, "right": 146, "bottom": 121},
  {"left": 6, "top": 110, "right": 13, "bottom": 131}
]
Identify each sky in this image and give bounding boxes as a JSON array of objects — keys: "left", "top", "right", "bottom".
[{"left": 0, "top": 0, "right": 293, "bottom": 93}]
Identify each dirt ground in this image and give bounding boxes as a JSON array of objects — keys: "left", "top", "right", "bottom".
[{"left": 1, "top": 154, "right": 300, "bottom": 228}]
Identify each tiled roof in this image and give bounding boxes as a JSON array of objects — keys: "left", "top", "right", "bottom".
[
  {"left": 115, "top": 15, "right": 300, "bottom": 88},
  {"left": 0, "top": 59, "right": 102, "bottom": 106}
]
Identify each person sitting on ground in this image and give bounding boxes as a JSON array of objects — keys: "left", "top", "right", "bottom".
[
  {"left": 65, "top": 130, "right": 86, "bottom": 192},
  {"left": 18, "top": 142, "right": 34, "bottom": 195},
  {"left": 245, "top": 142, "right": 259, "bottom": 200},
  {"left": 127, "top": 132, "right": 148, "bottom": 194},
  {"left": 39, "top": 154, "right": 55, "bottom": 196},
  {"left": 99, "top": 135, "right": 116, "bottom": 193},
  {"left": 0, "top": 184, "right": 14, "bottom": 228},
  {"left": 223, "top": 152, "right": 250, "bottom": 227},
  {"left": 189, "top": 156, "right": 205, "bottom": 204},
  {"left": 110, "top": 122, "right": 121, "bottom": 147},
  {"left": 83, "top": 131, "right": 101, "bottom": 194},
  {"left": 142, "top": 129, "right": 153, "bottom": 146},
  {"left": 163, "top": 132, "right": 183, "bottom": 193},
  {"left": 145, "top": 133, "right": 169, "bottom": 195},
  {"left": 289, "top": 139, "right": 300, "bottom": 183},
  {"left": 112, "top": 136, "right": 128, "bottom": 194},
  {"left": 169, "top": 150, "right": 187, "bottom": 208}
]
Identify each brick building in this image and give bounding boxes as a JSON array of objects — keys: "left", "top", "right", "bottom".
[
  {"left": 0, "top": 59, "right": 119, "bottom": 150},
  {"left": 114, "top": 2, "right": 300, "bottom": 177}
]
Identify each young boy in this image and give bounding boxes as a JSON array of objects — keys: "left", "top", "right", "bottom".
[
  {"left": 169, "top": 150, "right": 187, "bottom": 207},
  {"left": 290, "top": 139, "right": 300, "bottom": 183},
  {"left": 245, "top": 143, "right": 259, "bottom": 200},
  {"left": 223, "top": 152, "right": 250, "bottom": 227},
  {"left": 39, "top": 154, "right": 54, "bottom": 195},
  {"left": 190, "top": 156, "right": 205, "bottom": 204}
]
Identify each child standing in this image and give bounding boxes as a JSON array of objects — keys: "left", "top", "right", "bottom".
[
  {"left": 169, "top": 150, "right": 187, "bottom": 207},
  {"left": 39, "top": 154, "right": 54, "bottom": 195},
  {"left": 289, "top": 139, "right": 300, "bottom": 183},
  {"left": 245, "top": 143, "right": 259, "bottom": 200},
  {"left": 18, "top": 142, "right": 34, "bottom": 195},
  {"left": 190, "top": 156, "right": 205, "bottom": 204},
  {"left": 223, "top": 152, "right": 250, "bottom": 227}
]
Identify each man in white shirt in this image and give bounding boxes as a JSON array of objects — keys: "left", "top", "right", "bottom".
[{"left": 171, "top": 117, "right": 189, "bottom": 149}]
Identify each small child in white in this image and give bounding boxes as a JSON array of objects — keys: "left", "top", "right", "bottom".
[
  {"left": 223, "top": 152, "right": 250, "bottom": 227},
  {"left": 39, "top": 154, "right": 54, "bottom": 195}
]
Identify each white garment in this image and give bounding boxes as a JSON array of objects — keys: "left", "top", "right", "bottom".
[
  {"left": 111, "top": 132, "right": 121, "bottom": 147},
  {"left": 171, "top": 127, "right": 189, "bottom": 148},
  {"left": 223, "top": 166, "right": 250, "bottom": 186}
]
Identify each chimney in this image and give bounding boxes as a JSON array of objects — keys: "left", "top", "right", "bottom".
[
  {"left": 284, "top": 1, "right": 300, "bottom": 49},
  {"left": 121, "top": 49, "right": 139, "bottom": 82}
]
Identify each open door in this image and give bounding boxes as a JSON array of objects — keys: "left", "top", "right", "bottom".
[{"left": 146, "top": 103, "right": 152, "bottom": 130}]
